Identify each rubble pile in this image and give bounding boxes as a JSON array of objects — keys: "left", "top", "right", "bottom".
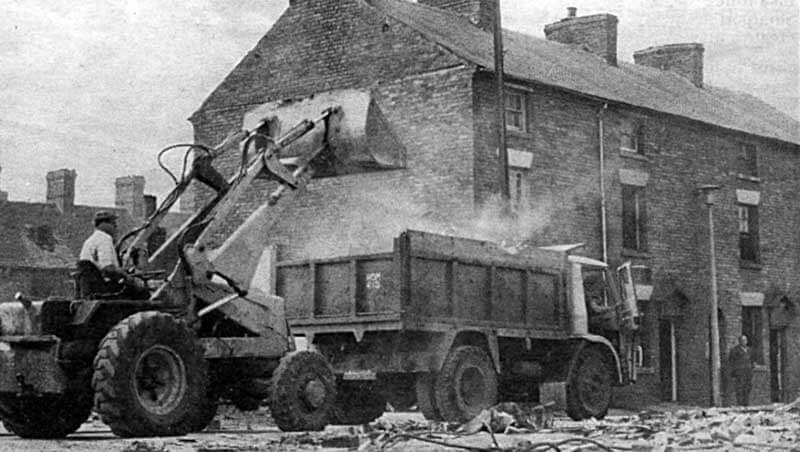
[{"left": 362, "top": 399, "right": 800, "bottom": 451}]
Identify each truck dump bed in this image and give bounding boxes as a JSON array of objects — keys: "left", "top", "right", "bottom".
[{"left": 278, "top": 230, "right": 570, "bottom": 336}]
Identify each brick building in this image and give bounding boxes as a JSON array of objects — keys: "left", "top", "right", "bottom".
[
  {"left": 0, "top": 169, "right": 187, "bottom": 300},
  {"left": 189, "top": 0, "right": 800, "bottom": 407}
]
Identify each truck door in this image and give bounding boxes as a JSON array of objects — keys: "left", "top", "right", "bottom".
[{"left": 615, "top": 262, "right": 640, "bottom": 382}]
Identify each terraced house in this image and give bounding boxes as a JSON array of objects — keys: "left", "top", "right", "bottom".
[{"left": 187, "top": 0, "right": 800, "bottom": 407}]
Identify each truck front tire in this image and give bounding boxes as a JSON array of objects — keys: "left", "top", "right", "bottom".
[
  {"left": 269, "top": 351, "right": 336, "bottom": 431},
  {"left": 92, "top": 311, "right": 213, "bottom": 437},
  {"left": 434, "top": 346, "right": 498, "bottom": 422},
  {"left": 566, "top": 345, "right": 613, "bottom": 420}
]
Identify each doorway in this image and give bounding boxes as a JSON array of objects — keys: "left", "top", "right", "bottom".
[
  {"left": 769, "top": 329, "right": 787, "bottom": 402},
  {"left": 659, "top": 319, "right": 677, "bottom": 401}
]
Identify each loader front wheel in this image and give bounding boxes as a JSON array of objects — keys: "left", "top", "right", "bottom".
[
  {"left": 0, "top": 390, "right": 93, "bottom": 438},
  {"left": 92, "top": 311, "right": 210, "bottom": 437},
  {"left": 434, "top": 346, "right": 498, "bottom": 422},
  {"left": 269, "top": 351, "right": 335, "bottom": 431},
  {"left": 565, "top": 345, "right": 613, "bottom": 420}
]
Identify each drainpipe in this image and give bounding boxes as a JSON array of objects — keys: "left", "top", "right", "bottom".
[
  {"left": 493, "top": 0, "right": 509, "bottom": 205},
  {"left": 598, "top": 103, "right": 609, "bottom": 263}
]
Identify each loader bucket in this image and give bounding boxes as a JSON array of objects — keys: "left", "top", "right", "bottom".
[{"left": 242, "top": 89, "right": 405, "bottom": 176}]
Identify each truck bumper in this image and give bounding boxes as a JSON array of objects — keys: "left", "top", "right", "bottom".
[{"left": 0, "top": 335, "right": 67, "bottom": 394}]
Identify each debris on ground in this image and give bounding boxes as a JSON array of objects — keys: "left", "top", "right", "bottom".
[{"left": 359, "top": 398, "right": 800, "bottom": 451}]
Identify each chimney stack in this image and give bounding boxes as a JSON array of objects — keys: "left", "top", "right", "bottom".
[
  {"left": 46, "top": 169, "right": 76, "bottom": 213},
  {"left": 634, "top": 43, "right": 705, "bottom": 88},
  {"left": 418, "top": 0, "right": 498, "bottom": 33},
  {"left": 144, "top": 194, "right": 158, "bottom": 218},
  {"left": 115, "top": 175, "right": 146, "bottom": 219},
  {"left": 544, "top": 8, "right": 618, "bottom": 66}
]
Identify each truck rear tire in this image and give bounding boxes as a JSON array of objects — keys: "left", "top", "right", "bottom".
[
  {"left": 434, "top": 346, "right": 498, "bottom": 422},
  {"left": 332, "top": 381, "right": 386, "bottom": 425},
  {"left": 566, "top": 345, "right": 613, "bottom": 420},
  {"left": 415, "top": 373, "right": 442, "bottom": 421},
  {"left": 269, "top": 351, "right": 336, "bottom": 431},
  {"left": 0, "top": 391, "right": 93, "bottom": 438},
  {"left": 92, "top": 311, "right": 211, "bottom": 437}
]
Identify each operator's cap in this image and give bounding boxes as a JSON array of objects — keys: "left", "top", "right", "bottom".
[{"left": 94, "top": 210, "right": 118, "bottom": 223}]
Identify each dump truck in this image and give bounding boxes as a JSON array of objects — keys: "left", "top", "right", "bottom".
[
  {"left": 0, "top": 89, "right": 401, "bottom": 438},
  {"left": 279, "top": 230, "right": 641, "bottom": 423}
]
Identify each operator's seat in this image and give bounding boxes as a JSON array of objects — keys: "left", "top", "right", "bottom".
[{"left": 74, "top": 260, "right": 124, "bottom": 299}]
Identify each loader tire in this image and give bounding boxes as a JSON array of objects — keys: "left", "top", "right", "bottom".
[
  {"left": 0, "top": 390, "right": 93, "bottom": 438},
  {"left": 269, "top": 351, "right": 336, "bottom": 432},
  {"left": 565, "top": 345, "right": 613, "bottom": 420},
  {"left": 92, "top": 311, "right": 211, "bottom": 437},
  {"left": 333, "top": 381, "right": 386, "bottom": 425},
  {"left": 434, "top": 346, "right": 498, "bottom": 423},
  {"left": 415, "top": 373, "right": 442, "bottom": 421}
]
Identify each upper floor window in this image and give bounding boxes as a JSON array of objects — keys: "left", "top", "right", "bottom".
[
  {"left": 505, "top": 90, "right": 527, "bottom": 132},
  {"left": 621, "top": 121, "right": 645, "bottom": 155},
  {"left": 738, "top": 204, "right": 759, "bottom": 262},
  {"left": 739, "top": 143, "right": 758, "bottom": 177},
  {"left": 622, "top": 184, "right": 647, "bottom": 251}
]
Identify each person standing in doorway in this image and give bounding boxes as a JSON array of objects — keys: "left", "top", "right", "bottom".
[{"left": 728, "top": 335, "right": 754, "bottom": 406}]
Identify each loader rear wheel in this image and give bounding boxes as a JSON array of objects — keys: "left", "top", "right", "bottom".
[
  {"left": 269, "top": 351, "right": 335, "bottom": 431},
  {"left": 415, "top": 373, "right": 442, "bottom": 421},
  {"left": 333, "top": 381, "right": 386, "bottom": 425},
  {"left": 434, "top": 346, "right": 498, "bottom": 423},
  {"left": 92, "top": 311, "right": 211, "bottom": 437},
  {"left": 566, "top": 345, "right": 613, "bottom": 420},
  {"left": 0, "top": 391, "right": 93, "bottom": 438}
]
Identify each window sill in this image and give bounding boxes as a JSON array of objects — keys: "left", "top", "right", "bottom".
[
  {"left": 620, "top": 148, "right": 649, "bottom": 161},
  {"left": 736, "top": 173, "right": 761, "bottom": 183},
  {"left": 506, "top": 128, "right": 534, "bottom": 139},
  {"left": 622, "top": 249, "right": 651, "bottom": 259},
  {"left": 739, "top": 260, "right": 763, "bottom": 271}
]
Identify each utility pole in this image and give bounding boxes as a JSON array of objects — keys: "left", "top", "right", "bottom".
[
  {"left": 493, "top": 0, "right": 509, "bottom": 204},
  {"left": 700, "top": 184, "right": 722, "bottom": 406}
]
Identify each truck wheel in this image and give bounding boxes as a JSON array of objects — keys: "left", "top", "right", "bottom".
[
  {"left": 333, "top": 381, "right": 385, "bottom": 424},
  {"left": 0, "top": 391, "right": 93, "bottom": 438},
  {"left": 566, "top": 345, "right": 613, "bottom": 420},
  {"left": 92, "top": 311, "right": 210, "bottom": 437},
  {"left": 415, "top": 373, "right": 442, "bottom": 421},
  {"left": 434, "top": 346, "right": 498, "bottom": 422},
  {"left": 269, "top": 351, "right": 336, "bottom": 431}
]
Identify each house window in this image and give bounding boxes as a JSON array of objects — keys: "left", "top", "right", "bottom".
[
  {"left": 621, "top": 122, "right": 645, "bottom": 154},
  {"left": 742, "top": 306, "right": 764, "bottom": 365},
  {"left": 505, "top": 90, "right": 526, "bottom": 132},
  {"left": 738, "top": 204, "right": 759, "bottom": 262},
  {"left": 739, "top": 143, "right": 758, "bottom": 177},
  {"left": 622, "top": 184, "right": 647, "bottom": 251},
  {"left": 509, "top": 168, "right": 529, "bottom": 210}
]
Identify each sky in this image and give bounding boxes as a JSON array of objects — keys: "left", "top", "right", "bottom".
[{"left": 0, "top": 0, "right": 797, "bottom": 206}]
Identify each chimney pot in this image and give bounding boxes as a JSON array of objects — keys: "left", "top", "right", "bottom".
[
  {"left": 46, "top": 169, "right": 77, "bottom": 213},
  {"left": 544, "top": 12, "right": 618, "bottom": 66},
  {"left": 567, "top": 7, "right": 577, "bottom": 18},
  {"left": 633, "top": 43, "right": 704, "bottom": 88}
]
